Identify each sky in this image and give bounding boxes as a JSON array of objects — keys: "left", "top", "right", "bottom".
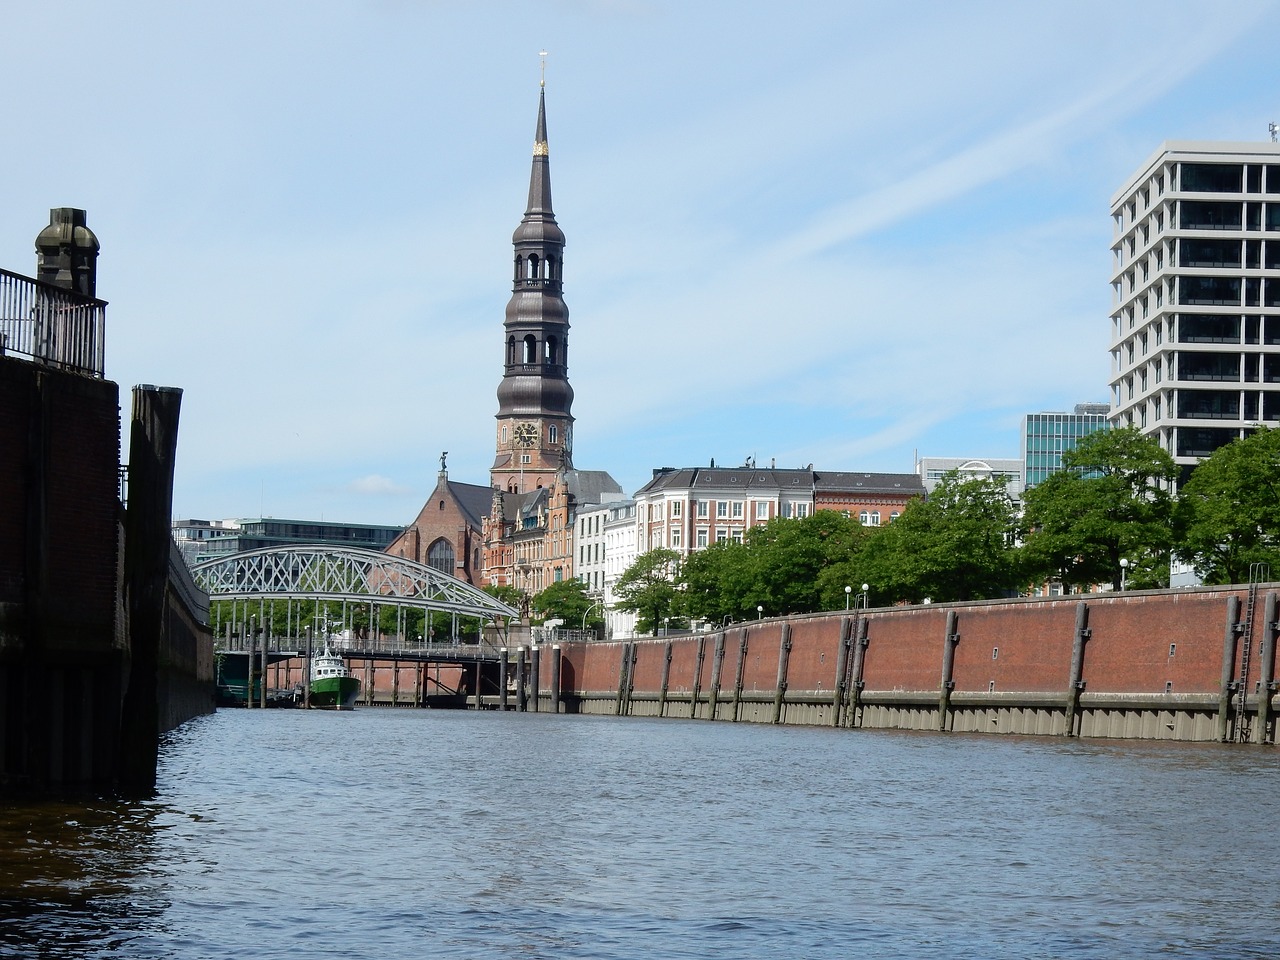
[{"left": 3, "top": 0, "right": 1279, "bottom": 526}]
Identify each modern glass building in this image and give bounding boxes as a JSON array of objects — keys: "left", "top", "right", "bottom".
[
  {"left": 1021, "top": 404, "right": 1110, "bottom": 488},
  {"left": 1109, "top": 141, "right": 1280, "bottom": 480}
]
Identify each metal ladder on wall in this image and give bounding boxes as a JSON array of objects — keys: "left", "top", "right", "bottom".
[{"left": 1234, "top": 563, "right": 1271, "bottom": 742}]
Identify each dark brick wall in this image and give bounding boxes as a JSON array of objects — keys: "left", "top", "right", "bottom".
[
  {"left": 0, "top": 355, "right": 119, "bottom": 647},
  {"left": 558, "top": 587, "right": 1278, "bottom": 712},
  {"left": 950, "top": 602, "right": 1079, "bottom": 694}
]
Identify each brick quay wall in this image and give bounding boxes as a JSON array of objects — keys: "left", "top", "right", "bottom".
[{"left": 547, "top": 586, "right": 1279, "bottom": 744}]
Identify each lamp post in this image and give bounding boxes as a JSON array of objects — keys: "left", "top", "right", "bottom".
[
  {"left": 663, "top": 616, "right": 670, "bottom": 636},
  {"left": 844, "top": 585, "right": 852, "bottom": 610},
  {"left": 860, "top": 583, "right": 870, "bottom": 610},
  {"left": 1120, "top": 558, "right": 1129, "bottom": 591},
  {"left": 757, "top": 605, "right": 764, "bottom": 621}
]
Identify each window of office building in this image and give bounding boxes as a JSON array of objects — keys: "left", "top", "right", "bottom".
[{"left": 1180, "top": 162, "right": 1243, "bottom": 193}]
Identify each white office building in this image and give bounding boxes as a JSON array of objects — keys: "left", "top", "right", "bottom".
[
  {"left": 1110, "top": 140, "right": 1280, "bottom": 481},
  {"left": 602, "top": 500, "right": 638, "bottom": 640}
]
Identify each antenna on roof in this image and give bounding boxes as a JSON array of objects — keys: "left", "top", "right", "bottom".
[{"left": 1270, "top": 122, "right": 1278, "bottom": 143}]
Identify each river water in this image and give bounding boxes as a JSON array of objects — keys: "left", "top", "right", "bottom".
[{"left": 1, "top": 708, "right": 1278, "bottom": 959}]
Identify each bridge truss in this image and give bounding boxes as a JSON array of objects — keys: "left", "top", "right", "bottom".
[{"left": 190, "top": 545, "right": 519, "bottom": 644}]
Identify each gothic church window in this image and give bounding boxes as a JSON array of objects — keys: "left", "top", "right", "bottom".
[{"left": 427, "top": 538, "right": 455, "bottom": 575}]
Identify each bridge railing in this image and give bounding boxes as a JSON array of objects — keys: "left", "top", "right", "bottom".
[
  {"left": 0, "top": 268, "right": 106, "bottom": 377},
  {"left": 214, "top": 633, "right": 512, "bottom": 661}
]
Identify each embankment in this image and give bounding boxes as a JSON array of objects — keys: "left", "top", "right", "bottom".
[{"left": 549, "top": 586, "right": 1277, "bottom": 744}]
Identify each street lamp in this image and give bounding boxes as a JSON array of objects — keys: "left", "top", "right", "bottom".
[
  {"left": 663, "top": 616, "right": 670, "bottom": 636},
  {"left": 757, "top": 605, "right": 763, "bottom": 620},
  {"left": 583, "top": 600, "right": 602, "bottom": 632},
  {"left": 1120, "top": 558, "right": 1129, "bottom": 591},
  {"left": 844, "top": 585, "right": 852, "bottom": 610},
  {"left": 860, "top": 583, "right": 870, "bottom": 610}
]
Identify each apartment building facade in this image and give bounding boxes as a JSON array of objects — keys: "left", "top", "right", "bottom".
[{"left": 633, "top": 464, "right": 924, "bottom": 556}]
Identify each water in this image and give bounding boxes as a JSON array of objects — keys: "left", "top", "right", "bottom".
[{"left": 2, "top": 709, "right": 1279, "bottom": 959}]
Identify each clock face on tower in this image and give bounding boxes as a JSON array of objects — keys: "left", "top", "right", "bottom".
[{"left": 513, "top": 421, "right": 537, "bottom": 447}]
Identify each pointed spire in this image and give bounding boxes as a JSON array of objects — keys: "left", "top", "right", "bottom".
[{"left": 525, "top": 86, "right": 554, "bottom": 219}]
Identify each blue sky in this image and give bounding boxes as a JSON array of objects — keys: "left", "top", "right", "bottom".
[{"left": 2, "top": 1, "right": 1278, "bottom": 525}]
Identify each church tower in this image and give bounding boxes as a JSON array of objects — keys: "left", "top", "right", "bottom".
[{"left": 491, "top": 82, "right": 574, "bottom": 494}]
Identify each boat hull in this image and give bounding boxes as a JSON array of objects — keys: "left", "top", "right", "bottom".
[{"left": 310, "top": 675, "right": 360, "bottom": 710}]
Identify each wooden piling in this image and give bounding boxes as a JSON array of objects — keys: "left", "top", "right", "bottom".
[
  {"left": 1256, "top": 593, "right": 1277, "bottom": 743},
  {"left": 530, "top": 645, "right": 541, "bottom": 712},
  {"left": 831, "top": 616, "right": 852, "bottom": 727},
  {"left": 772, "top": 624, "right": 792, "bottom": 724},
  {"left": 499, "top": 648, "right": 510, "bottom": 711},
  {"left": 1217, "top": 596, "right": 1241, "bottom": 742},
  {"left": 516, "top": 647, "right": 527, "bottom": 712},
  {"left": 706, "top": 633, "right": 726, "bottom": 721},
  {"left": 303, "top": 626, "right": 312, "bottom": 709},
  {"left": 1064, "top": 602, "right": 1090, "bottom": 737},
  {"left": 938, "top": 610, "right": 958, "bottom": 732},
  {"left": 550, "top": 645, "right": 562, "bottom": 715},
  {"left": 658, "top": 641, "right": 673, "bottom": 718}
]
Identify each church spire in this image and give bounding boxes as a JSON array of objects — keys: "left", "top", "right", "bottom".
[
  {"left": 518, "top": 85, "right": 560, "bottom": 241},
  {"left": 492, "top": 79, "right": 575, "bottom": 495}
]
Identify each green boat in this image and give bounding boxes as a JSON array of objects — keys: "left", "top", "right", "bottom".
[{"left": 310, "top": 646, "right": 360, "bottom": 709}]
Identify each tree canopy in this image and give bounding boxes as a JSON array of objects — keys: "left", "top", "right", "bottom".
[
  {"left": 676, "top": 512, "right": 876, "bottom": 621},
  {"left": 859, "top": 473, "right": 1023, "bottom": 604},
  {"left": 1176, "top": 427, "right": 1280, "bottom": 584},
  {"left": 530, "top": 578, "right": 602, "bottom": 629},
  {"left": 1021, "top": 427, "right": 1178, "bottom": 590},
  {"left": 613, "top": 548, "right": 682, "bottom": 635}
]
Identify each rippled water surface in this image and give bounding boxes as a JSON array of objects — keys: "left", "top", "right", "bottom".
[{"left": 2, "top": 708, "right": 1279, "bottom": 958}]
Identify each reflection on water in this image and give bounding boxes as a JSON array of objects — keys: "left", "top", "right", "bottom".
[
  {"left": 2, "top": 709, "right": 1280, "bottom": 959},
  {"left": 0, "top": 795, "right": 168, "bottom": 957}
]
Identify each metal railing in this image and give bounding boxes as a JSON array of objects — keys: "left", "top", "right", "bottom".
[
  {"left": 0, "top": 268, "right": 106, "bottom": 377},
  {"left": 215, "top": 632, "right": 509, "bottom": 661}
]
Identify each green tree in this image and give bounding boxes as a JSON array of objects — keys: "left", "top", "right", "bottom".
[
  {"left": 1176, "top": 427, "right": 1280, "bottom": 584},
  {"left": 1022, "top": 427, "right": 1178, "bottom": 591},
  {"left": 676, "top": 512, "right": 876, "bottom": 621},
  {"left": 679, "top": 539, "right": 754, "bottom": 624},
  {"left": 614, "top": 548, "right": 681, "bottom": 635},
  {"left": 747, "top": 511, "right": 876, "bottom": 615},
  {"left": 856, "top": 472, "right": 1021, "bottom": 604},
  {"left": 531, "top": 578, "right": 602, "bottom": 629}
]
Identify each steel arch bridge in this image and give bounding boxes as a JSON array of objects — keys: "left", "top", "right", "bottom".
[{"left": 190, "top": 545, "right": 519, "bottom": 622}]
